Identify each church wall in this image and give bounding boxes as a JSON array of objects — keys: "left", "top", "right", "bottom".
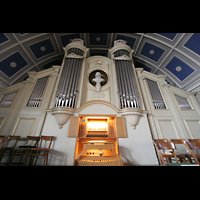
[
  {"left": 136, "top": 68, "right": 200, "bottom": 141},
  {"left": 39, "top": 112, "right": 76, "bottom": 166},
  {"left": 0, "top": 66, "right": 59, "bottom": 137},
  {"left": 118, "top": 114, "right": 158, "bottom": 165}
]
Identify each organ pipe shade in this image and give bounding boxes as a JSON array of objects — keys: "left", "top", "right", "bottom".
[
  {"left": 54, "top": 47, "right": 83, "bottom": 108},
  {"left": 114, "top": 50, "right": 140, "bottom": 109},
  {"left": 146, "top": 78, "right": 166, "bottom": 109},
  {"left": 67, "top": 48, "right": 84, "bottom": 56},
  {"left": 0, "top": 91, "right": 18, "bottom": 107},
  {"left": 26, "top": 76, "right": 49, "bottom": 107},
  {"left": 174, "top": 94, "right": 191, "bottom": 109}
]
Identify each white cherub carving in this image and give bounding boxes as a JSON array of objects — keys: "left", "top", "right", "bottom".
[{"left": 92, "top": 72, "right": 105, "bottom": 92}]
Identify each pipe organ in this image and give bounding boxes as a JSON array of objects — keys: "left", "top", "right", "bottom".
[{"left": 2, "top": 37, "right": 200, "bottom": 166}]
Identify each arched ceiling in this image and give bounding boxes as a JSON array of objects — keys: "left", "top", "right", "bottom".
[{"left": 1, "top": 33, "right": 200, "bottom": 92}]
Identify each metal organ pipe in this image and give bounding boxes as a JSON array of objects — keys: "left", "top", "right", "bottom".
[
  {"left": 114, "top": 60, "right": 123, "bottom": 108},
  {"left": 146, "top": 78, "right": 166, "bottom": 109},
  {"left": 54, "top": 47, "right": 84, "bottom": 109},
  {"left": 35, "top": 77, "right": 46, "bottom": 107},
  {"left": 67, "top": 58, "right": 78, "bottom": 107},
  {"left": 124, "top": 60, "right": 133, "bottom": 108},
  {"left": 113, "top": 49, "right": 140, "bottom": 109},
  {"left": 27, "top": 76, "right": 49, "bottom": 107},
  {"left": 55, "top": 58, "right": 69, "bottom": 106},
  {"left": 128, "top": 61, "right": 140, "bottom": 108},
  {"left": 69, "top": 59, "right": 78, "bottom": 107},
  {"left": 72, "top": 58, "right": 82, "bottom": 108}
]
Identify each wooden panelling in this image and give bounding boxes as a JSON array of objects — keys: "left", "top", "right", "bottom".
[
  {"left": 68, "top": 116, "right": 80, "bottom": 137},
  {"left": 115, "top": 117, "right": 127, "bottom": 138}
]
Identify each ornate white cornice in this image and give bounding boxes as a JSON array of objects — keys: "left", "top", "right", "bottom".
[
  {"left": 71, "top": 38, "right": 84, "bottom": 46},
  {"left": 113, "top": 54, "right": 132, "bottom": 61},
  {"left": 114, "top": 39, "right": 127, "bottom": 46},
  {"left": 51, "top": 107, "right": 75, "bottom": 129},
  {"left": 65, "top": 53, "right": 84, "bottom": 59},
  {"left": 25, "top": 71, "right": 36, "bottom": 84}
]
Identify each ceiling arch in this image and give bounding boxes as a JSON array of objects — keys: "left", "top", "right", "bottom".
[{"left": 0, "top": 33, "right": 200, "bottom": 92}]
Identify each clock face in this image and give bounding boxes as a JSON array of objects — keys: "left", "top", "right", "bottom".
[{"left": 89, "top": 70, "right": 108, "bottom": 87}]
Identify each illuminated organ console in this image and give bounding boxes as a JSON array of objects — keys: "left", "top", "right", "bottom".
[{"left": 72, "top": 116, "right": 124, "bottom": 166}]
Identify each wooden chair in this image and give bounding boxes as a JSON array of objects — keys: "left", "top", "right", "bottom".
[
  {"left": 185, "top": 139, "right": 200, "bottom": 165},
  {"left": 153, "top": 139, "right": 168, "bottom": 166},
  {"left": 0, "top": 137, "right": 7, "bottom": 150},
  {"left": 170, "top": 139, "right": 192, "bottom": 163},
  {"left": 0, "top": 135, "right": 20, "bottom": 164},
  {"left": 9, "top": 136, "right": 40, "bottom": 166},
  {"left": 154, "top": 139, "right": 168, "bottom": 143},
  {"left": 155, "top": 141, "right": 179, "bottom": 165},
  {"left": 26, "top": 136, "right": 54, "bottom": 166}
]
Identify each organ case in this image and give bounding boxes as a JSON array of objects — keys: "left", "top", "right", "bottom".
[{"left": 68, "top": 115, "right": 126, "bottom": 166}]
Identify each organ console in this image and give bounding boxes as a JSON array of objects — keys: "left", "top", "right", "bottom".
[{"left": 73, "top": 115, "right": 124, "bottom": 166}]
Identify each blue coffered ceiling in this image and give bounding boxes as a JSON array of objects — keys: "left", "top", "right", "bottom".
[
  {"left": 165, "top": 56, "right": 195, "bottom": 81},
  {"left": 1, "top": 33, "right": 200, "bottom": 92},
  {"left": 0, "top": 51, "right": 28, "bottom": 77},
  {"left": 29, "top": 38, "right": 55, "bottom": 59},
  {"left": 140, "top": 42, "right": 165, "bottom": 62},
  {"left": 89, "top": 33, "right": 108, "bottom": 46}
]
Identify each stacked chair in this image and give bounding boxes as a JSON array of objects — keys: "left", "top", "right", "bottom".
[
  {"left": 153, "top": 138, "right": 200, "bottom": 166},
  {"left": 0, "top": 135, "right": 54, "bottom": 166}
]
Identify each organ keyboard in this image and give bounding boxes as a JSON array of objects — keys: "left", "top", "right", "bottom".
[{"left": 74, "top": 139, "right": 123, "bottom": 166}]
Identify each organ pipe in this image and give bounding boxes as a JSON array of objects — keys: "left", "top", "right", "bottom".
[
  {"left": 146, "top": 78, "right": 166, "bottom": 109},
  {"left": 174, "top": 94, "right": 191, "bottom": 110},
  {"left": 54, "top": 47, "right": 84, "bottom": 109},
  {"left": 113, "top": 50, "right": 140, "bottom": 109},
  {"left": 26, "top": 76, "right": 49, "bottom": 107}
]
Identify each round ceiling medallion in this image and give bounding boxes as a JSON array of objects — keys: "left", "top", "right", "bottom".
[
  {"left": 96, "top": 37, "right": 101, "bottom": 42},
  {"left": 10, "top": 62, "right": 17, "bottom": 68},
  {"left": 176, "top": 66, "right": 182, "bottom": 72},
  {"left": 40, "top": 46, "right": 46, "bottom": 51},
  {"left": 149, "top": 50, "right": 155, "bottom": 55}
]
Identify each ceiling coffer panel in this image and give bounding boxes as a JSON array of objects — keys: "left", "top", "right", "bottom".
[{"left": 0, "top": 33, "right": 200, "bottom": 92}]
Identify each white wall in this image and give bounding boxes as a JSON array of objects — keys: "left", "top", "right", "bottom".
[
  {"left": 195, "top": 90, "right": 200, "bottom": 105},
  {"left": 40, "top": 113, "right": 76, "bottom": 166},
  {"left": 136, "top": 68, "right": 200, "bottom": 141},
  {"left": 118, "top": 115, "right": 158, "bottom": 165}
]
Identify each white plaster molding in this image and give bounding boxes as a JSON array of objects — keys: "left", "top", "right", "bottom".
[
  {"left": 65, "top": 53, "right": 84, "bottom": 59},
  {"left": 51, "top": 107, "right": 75, "bottom": 129},
  {"left": 113, "top": 54, "right": 132, "bottom": 61},
  {"left": 114, "top": 39, "right": 127, "bottom": 46},
  {"left": 26, "top": 71, "right": 36, "bottom": 84},
  {"left": 118, "top": 108, "right": 145, "bottom": 130},
  {"left": 71, "top": 38, "right": 84, "bottom": 46},
  {"left": 51, "top": 65, "right": 61, "bottom": 77}
]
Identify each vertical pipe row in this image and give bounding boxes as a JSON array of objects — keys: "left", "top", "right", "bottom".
[
  {"left": 114, "top": 50, "right": 140, "bottom": 109},
  {"left": 146, "top": 78, "right": 166, "bottom": 109},
  {"left": 27, "top": 76, "right": 49, "bottom": 107},
  {"left": 115, "top": 60, "right": 123, "bottom": 108},
  {"left": 72, "top": 58, "right": 82, "bottom": 108},
  {"left": 54, "top": 47, "right": 84, "bottom": 108}
]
